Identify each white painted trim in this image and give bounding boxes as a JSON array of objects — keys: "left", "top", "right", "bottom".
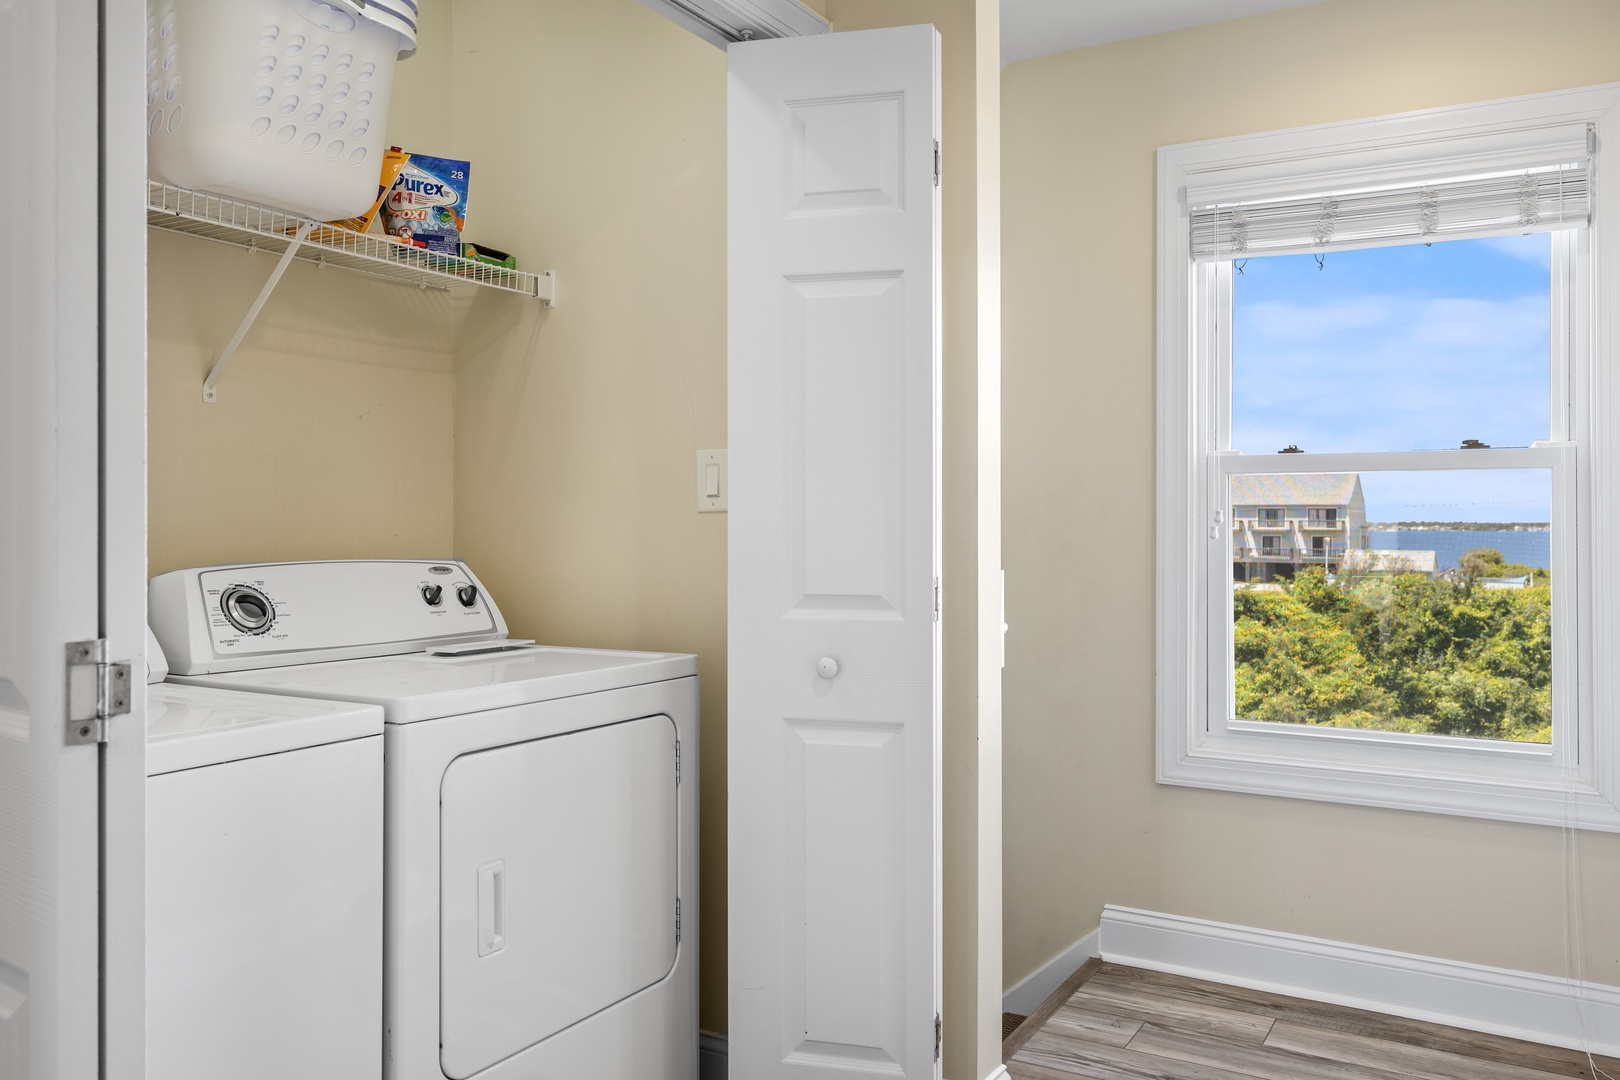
[
  {"left": 1168, "top": 82, "right": 1620, "bottom": 205},
  {"left": 698, "top": 1031, "right": 728, "bottom": 1080},
  {"left": 695, "top": 1030, "right": 1017, "bottom": 1080},
  {"left": 1099, "top": 906, "right": 1620, "bottom": 1058},
  {"left": 1156, "top": 80, "right": 1620, "bottom": 832},
  {"left": 102, "top": 0, "right": 152, "bottom": 1072},
  {"left": 1002, "top": 927, "right": 1101, "bottom": 1016}
]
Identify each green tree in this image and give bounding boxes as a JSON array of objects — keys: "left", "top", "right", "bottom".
[
  {"left": 1459, "top": 547, "right": 1547, "bottom": 585},
  {"left": 1231, "top": 565, "right": 1551, "bottom": 743},
  {"left": 1233, "top": 571, "right": 1392, "bottom": 728}
]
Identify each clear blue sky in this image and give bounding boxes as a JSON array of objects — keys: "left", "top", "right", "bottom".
[{"left": 1232, "top": 235, "right": 1553, "bottom": 522}]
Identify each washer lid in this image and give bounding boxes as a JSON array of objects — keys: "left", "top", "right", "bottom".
[
  {"left": 169, "top": 646, "right": 697, "bottom": 724},
  {"left": 146, "top": 683, "right": 383, "bottom": 775}
]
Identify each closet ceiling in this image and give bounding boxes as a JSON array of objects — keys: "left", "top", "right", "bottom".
[{"left": 1001, "top": 0, "right": 1326, "bottom": 64}]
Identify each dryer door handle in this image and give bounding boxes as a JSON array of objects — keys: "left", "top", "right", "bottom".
[{"left": 477, "top": 860, "right": 506, "bottom": 957}]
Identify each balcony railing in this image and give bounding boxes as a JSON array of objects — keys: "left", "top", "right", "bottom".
[
  {"left": 1233, "top": 516, "right": 1347, "bottom": 531},
  {"left": 1233, "top": 545, "right": 1346, "bottom": 561}
]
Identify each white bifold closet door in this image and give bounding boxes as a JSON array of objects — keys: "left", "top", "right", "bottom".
[
  {"left": 728, "top": 23, "right": 942, "bottom": 1080},
  {"left": 0, "top": 0, "right": 123, "bottom": 1077}
]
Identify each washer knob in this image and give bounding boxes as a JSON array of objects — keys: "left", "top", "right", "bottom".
[
  {"left": 220, "top": 585, "right": 274, "bottom": 635},
  {"left": 457, "top": 584, "right": 479, "bottom": 608},
  {"left": 815, "top": 656, "right": 839, "bottom": 679},
  {"left": 422, "top": 584, "right": 443, "bottom": 606}
]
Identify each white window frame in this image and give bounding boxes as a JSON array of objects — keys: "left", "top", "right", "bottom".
[{"left": 1156, "top": 82, "right": 1620, "bottom": 831}]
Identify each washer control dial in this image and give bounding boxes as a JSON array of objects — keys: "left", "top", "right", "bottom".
[
  {"left": 456, "top": 584, "right": 479, "bottom": 608},
  {"left": 422, "top": 584, "right": 444, "bottom": 606},
  {"left": 220, "top": 585, "right": 275, "bottom": 635}
]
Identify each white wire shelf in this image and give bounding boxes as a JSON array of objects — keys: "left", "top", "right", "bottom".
[
  {"left": 147, "top": 181, "right": 555, "bottom": 402},
  {"left": 147, "top": 181, "right": 554, "bottom": 301}
]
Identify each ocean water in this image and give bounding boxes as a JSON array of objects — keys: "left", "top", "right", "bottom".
[{"left": 1366, "top": 528, "right": 1550, "bottom": 572}]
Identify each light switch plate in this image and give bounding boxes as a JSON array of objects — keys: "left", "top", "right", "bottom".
[{"left": 696, "top": 449, "right": 728, "bottom": 513}]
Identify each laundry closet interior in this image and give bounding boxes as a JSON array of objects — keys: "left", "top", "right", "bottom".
[{"left": 146, "top": 0, "right": 734, "bottom": 1060}]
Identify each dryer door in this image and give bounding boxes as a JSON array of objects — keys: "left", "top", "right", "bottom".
[{"left": 439, "top": 714, "right": 680, "bottom": 1079}]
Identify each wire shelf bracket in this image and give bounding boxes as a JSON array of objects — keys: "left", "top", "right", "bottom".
[{"left": 146, "top": 181, "right": 556, "bottom": 402}]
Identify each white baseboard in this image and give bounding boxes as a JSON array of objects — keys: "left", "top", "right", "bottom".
[
  {"left": 698, "top": 1031, "right": 728, "bottom": 1080},
  {"left": 1099, "top": 905, "right": 1620, "bottom": 1058},
  {"left": 700, "top": 1031, "right": 1013, "bottom": 1080},
  {"left": 1002, "top": 926, "right": 1101, "bottom": 1016}
]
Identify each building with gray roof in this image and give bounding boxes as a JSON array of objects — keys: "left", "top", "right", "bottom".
[{"left": 1231, "top": 472, "right": 1369, "bottom": 583}]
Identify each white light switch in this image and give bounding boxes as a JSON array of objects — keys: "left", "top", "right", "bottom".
[{"left": 697, "top": 449, "right": 727, "bottom": 513}]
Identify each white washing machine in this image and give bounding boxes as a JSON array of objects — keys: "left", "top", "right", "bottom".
[
  {"left": 148, "top": 560, "right": 699, "bottom": 1080},
  {"left": 144, "top": 630, "right": 384, "bottom": 1080}
]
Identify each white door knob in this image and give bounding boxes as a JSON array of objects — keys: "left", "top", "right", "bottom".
[{"left": 815, "top": 656, "right": 839, "bottom": 679}]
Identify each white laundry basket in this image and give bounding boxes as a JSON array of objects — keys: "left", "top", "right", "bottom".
[{"left": 146, "top": 0, "right": 417, "bottom": 221}]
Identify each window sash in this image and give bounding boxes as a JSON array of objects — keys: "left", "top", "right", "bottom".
[{"left": 1205, "top": 445, "right": 1577, "bottom": 772}]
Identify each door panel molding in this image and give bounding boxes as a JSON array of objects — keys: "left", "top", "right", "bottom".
[{"left": 729, "top": 24, "right": 942, "bottom": 1080}]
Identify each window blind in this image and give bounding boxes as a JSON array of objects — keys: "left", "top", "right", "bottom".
[{"left": 1190, "top": 161, "right": 1589, "bottom": 261}]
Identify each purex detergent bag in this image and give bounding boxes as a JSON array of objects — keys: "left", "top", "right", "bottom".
[{"left": 379, "top": 150, "right": 471, "bottom": 254}]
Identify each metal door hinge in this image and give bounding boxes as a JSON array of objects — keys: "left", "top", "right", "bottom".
[
  {"left": 933, "top": 578, "right": 940, "bottom": 621},
  {"left": 933, "top": 140, "right": 940, "bottom": 186},
  {"left": 65, "top": 639, "right": 130, "bottom": 745},
  {"left": 934, "top": 1012, "right": 941, "bottom": 1061},
  {"left": 675, "top": 739, "right": 682, "bottom": 785},
  {"left": 676, "top": 897, "right": 683, "bottom": 943}
]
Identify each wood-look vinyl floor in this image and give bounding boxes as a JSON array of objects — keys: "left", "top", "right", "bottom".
[{"left": 1003, "top": 962, "right": 1620, "bottom": 1080}]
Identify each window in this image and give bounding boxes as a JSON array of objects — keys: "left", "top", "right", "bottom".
[{"left": 1156, "top": 84, "right": 1620, "bottom": 831}]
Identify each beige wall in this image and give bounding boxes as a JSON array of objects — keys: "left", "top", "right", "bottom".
[
  {"left": 1001, "top": 0, "right": 1620, "bottom": 995},
  {"left": 147, "top": 1, "right": 459, "bottom": 575},
  {"left": 147, "top": 236, "right": 456, "bottom": 574},
  {"left": 442, "top": 0, "right": 736, "bottom": 1032}
]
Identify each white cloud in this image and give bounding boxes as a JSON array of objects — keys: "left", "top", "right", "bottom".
[
  {"left": 1410, "top": 295, "right": 1547, "bottom": 350},
  {"left": 1241, "top": 299, "right": 1389, "bottom": 340},
  {"left": 1232, "top": 249, "right": 1555, "bottom": 458},
  {"left": 1478, "top": 234, "right": 1553, "bottom": 270},
  {"left": 1232, "top": 292, "right": 1552, "bottom": 454}
]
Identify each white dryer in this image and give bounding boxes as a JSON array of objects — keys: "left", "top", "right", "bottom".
[
  {"left": 148, "top": 560, "right": 699, "bottom": 1080},
  {"left": 144, "top": 630, "right": 384, "bottom": 1080}
]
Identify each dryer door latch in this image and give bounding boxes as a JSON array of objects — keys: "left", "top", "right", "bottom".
[{"left": 66, "top": 639, "right": 131, "bottom": 745}]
